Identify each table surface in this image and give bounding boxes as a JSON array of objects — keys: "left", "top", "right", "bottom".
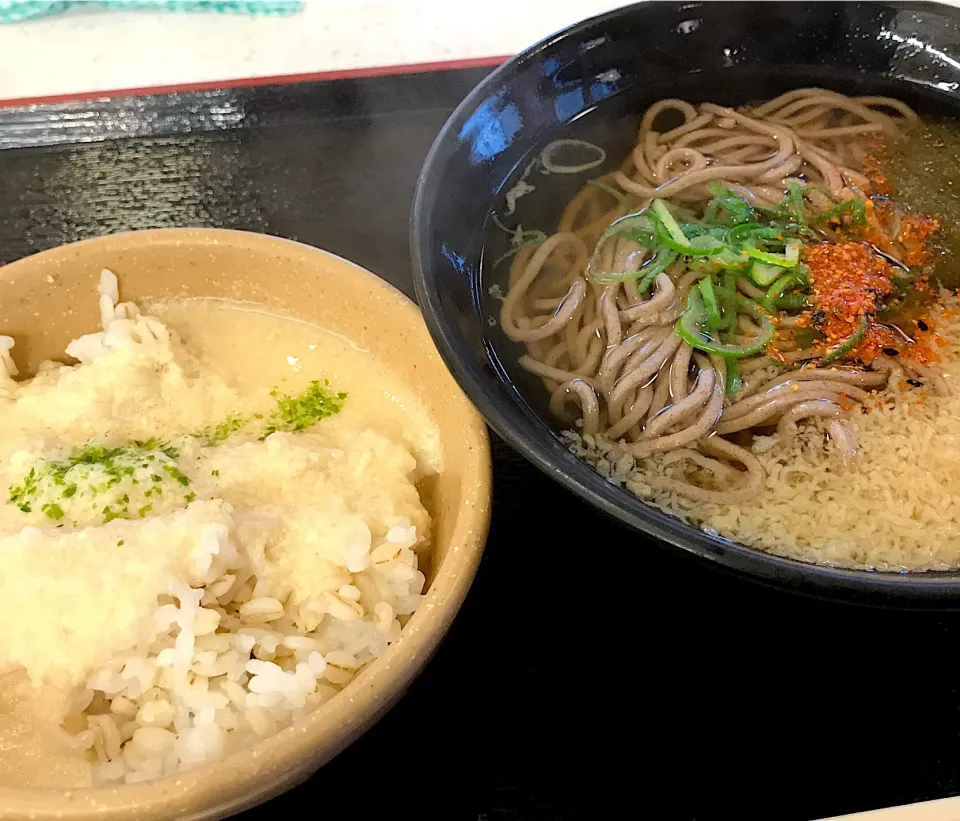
[
  {"left": 0, "top": 0, "right": 632, "bottom": 103},
  {"left": 5, "top": 0, "right": 960, "bottom": 106},
  {"left": 1, "top": 64, "right": 959, "bottom": 821}
]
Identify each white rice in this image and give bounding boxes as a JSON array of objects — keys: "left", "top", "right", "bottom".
[{"left": 66, "top": 514, "right": 423, "bottom": 785}]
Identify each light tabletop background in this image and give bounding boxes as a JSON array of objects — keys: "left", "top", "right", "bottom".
[{"left": 0, "top": 0, "right": 634, "bottom": 103}]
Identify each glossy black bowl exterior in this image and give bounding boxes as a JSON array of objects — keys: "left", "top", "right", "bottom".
[{"left": 411, "top": 1, "right": 960, "bottom": 605}]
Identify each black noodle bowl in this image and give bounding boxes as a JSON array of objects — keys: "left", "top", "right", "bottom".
[{"left": 412, "top": 1, "right": 960, "bottom": 606}]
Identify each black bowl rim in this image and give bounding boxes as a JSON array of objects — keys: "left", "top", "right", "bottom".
[{"left": 410, "top": 0, "right": 960, "bottom": 604}]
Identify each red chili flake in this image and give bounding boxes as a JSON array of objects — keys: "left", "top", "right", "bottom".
[
  {"left": 897, "top": 215, "right": 941, "bottom": 267},
  {"left": 800, "top": 242, "right": 893, "bottom": 360}
]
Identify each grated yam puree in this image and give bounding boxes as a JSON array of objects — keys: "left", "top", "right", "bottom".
[{"left": 0, "top": 271, "right": 441, "bottom": 787}]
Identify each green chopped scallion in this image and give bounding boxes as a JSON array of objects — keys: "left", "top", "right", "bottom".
[
  {"left": 812, "top": 197, "right": 867, "bottom": 226},
  {"left": 749, "top": 261, "right": 786, "bottom": 286},
  {"left": 725, "top": 357, "right": 742, "bottom": 394},
  {"left": 699, "top": 277, "right": 722, "bottom": 330},
  {"left": 651, "top": 199, "right": 690, "bottom": 247},
  {"left": 820, "top": 314, "right": 870, "bottom": 364}
]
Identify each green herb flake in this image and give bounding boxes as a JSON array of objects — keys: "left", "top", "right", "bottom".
[
  {"left": 261, "top": 380, "right": 346, "bottom": 438},
  {"left": 211, "top": 469, "right": 220, "bottom": 477},
  {"left": 42, "top": 503, "right": 63, "bottom": 520},
  {"left": 161, "top": 464, "right": 190, "bottom": 486},
  {"left": 117, "top": 539, "right": 124, "bottom": 547},
  {"left": 201, "top": 413, "right": 247, "bottom": 444},
  {"left": 9, "top": 467, "right": 38, "bottom": 510},
  {"left": 184, "top": 492, "right": 196, "bottom": 503},
  {"left": 7, "top": 438, "right": 191, "bottom": 523}
]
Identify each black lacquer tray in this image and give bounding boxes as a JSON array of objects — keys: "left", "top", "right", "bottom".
[{"left": 0, "top": 66, "right": 956, "bottom": 821}]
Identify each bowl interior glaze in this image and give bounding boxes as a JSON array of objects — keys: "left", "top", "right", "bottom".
[
  {"left": 0, "top": 228, "right": 491, "bottom": 820},
  {"left": 412, "top": 0, "right": 960, "bottom": 605}
]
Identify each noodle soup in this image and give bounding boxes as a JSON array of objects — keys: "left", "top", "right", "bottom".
[{"left": 484, "top": 88, "right": 960, "bottom": 571}]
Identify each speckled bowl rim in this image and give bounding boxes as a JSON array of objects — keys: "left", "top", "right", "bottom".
[{"left": 0, "top": 228, "right": 492, "bottom": 821}]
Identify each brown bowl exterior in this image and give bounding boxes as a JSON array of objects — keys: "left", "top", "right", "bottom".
[{"left": 0, "top": 228, "right": 492, "bottom": 820}]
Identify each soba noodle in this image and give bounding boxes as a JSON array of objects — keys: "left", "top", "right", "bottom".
[{"left": 498, "top": 88, "right": 936, "bottom": 506}]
